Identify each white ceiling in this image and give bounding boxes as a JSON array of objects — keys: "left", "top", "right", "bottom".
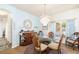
[{"left": 12, "top": 4, "right": 79, "bottom": 17}]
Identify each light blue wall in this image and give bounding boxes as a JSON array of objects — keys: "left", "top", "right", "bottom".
[{"left": 0, "top": 5, "right": 41, "bottom": 48}]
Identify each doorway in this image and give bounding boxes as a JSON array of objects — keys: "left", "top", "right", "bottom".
[{"left": 0, "top": 10, "right": 12, "bottom": 50}]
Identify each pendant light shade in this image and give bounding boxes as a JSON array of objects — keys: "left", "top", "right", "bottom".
[
  {"left": 40, "top": 15, "right": 50, "bottom": 26},
  {"left": 40, "top": 4, "right": 50, "bottom": 26}
]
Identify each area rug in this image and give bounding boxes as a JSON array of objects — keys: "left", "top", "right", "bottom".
[{"left": 24, "top": 44, "right": 59, "bottom": 54}]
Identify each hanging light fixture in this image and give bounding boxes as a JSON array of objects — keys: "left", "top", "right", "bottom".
[{"left": 40, "top": 4, "right": 50, "bottom": 26}]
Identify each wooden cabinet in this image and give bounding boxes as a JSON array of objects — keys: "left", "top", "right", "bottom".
[{"left": 20, "top": 32, "right": 33, "bottom": 46}]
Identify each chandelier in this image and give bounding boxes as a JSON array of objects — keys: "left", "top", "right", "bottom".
[{"left": 40, "top": 4, "right": 50, "bottom": 26}]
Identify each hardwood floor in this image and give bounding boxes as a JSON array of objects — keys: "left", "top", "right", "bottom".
[
  {"left": 0, "top": 46, "right": 26, "bottom": 54},
  {"left": 0, "top": 44, "right": 79, "bottom": 54}
]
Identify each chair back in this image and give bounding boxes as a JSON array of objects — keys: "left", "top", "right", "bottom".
[
  {"left": 73, "top": 32, "right": 79, "bottom": 35},
  {"left": 48, "top": 32, "right": 54, "bottom": 38},
  {"left": 38, "top": 31, "right": 44, "bottom": 37},
  {"left": 32, "top": 33, "right": 40, "bottom": 49},
  {"left": 58, "top": 34, "right": 64, "bottom": 50}
]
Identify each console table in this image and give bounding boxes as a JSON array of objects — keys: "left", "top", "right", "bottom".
[{"left": 20, "top": 31, "right": 33, "bottom": 46}]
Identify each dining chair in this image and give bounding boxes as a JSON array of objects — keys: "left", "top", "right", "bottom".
[
  {"left": 32, "top": 33, "right": 47, "bottom": 53},
  {"left": 48, "top": 32, "right": 54, "bottom": 41},
  {"left": 38, "top": 31, "right": 44, "bottom": 37},
  {"left": 48, "top": 32, "right": 54, "bottom": 38},
  {"left": 65, "top": 32, "right": 79, "bottom": 50},
  {"left": 65, "top": 37, "right": 79, "bottom": 50},
  {"left": 48, "top": 34, "right": 64, "bottom": 54}
]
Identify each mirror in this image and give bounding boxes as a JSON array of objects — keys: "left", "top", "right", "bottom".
[{"left": 23, "top": 20, "right": 32, "bottom": 29}]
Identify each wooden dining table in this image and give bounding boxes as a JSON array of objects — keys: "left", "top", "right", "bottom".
[{"left": 39, "top": 36, "right": 52, "bottom": 45}]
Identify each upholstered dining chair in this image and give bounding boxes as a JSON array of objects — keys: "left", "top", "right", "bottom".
[
  {"left": 38, "top": 31, "right": 44, "bottom": 37},
  {"left": 48, "top": 34, "right": 64, "bottom": 54},
  {"left": 48, "top": 32, "right": 54, "bottom": 38},
  {"left": 48, "top": 32, "right": 54, "bottom": 41},
  {"left": 65, "top": 32, "right": 79, "bottom": 50},
  {"left": 32, "top": 33, "right": 47, "bottom": 53},
  {"left": 65, "top": 37, "right": 79, "bottom": 50}
]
